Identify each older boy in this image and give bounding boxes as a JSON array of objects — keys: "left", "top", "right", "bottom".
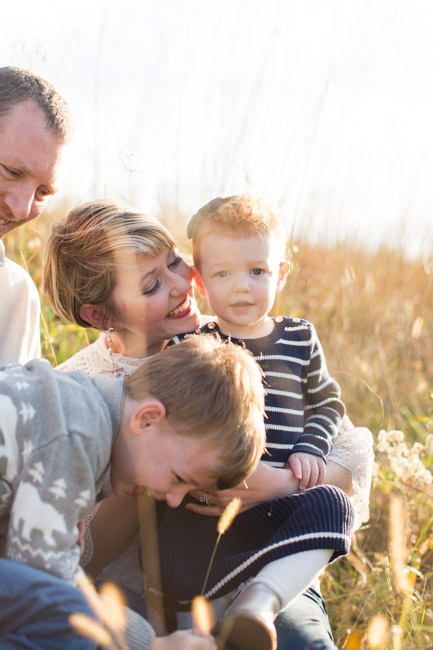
[{"left": 0, "top": 336, "right": 265, "bottom": 650}]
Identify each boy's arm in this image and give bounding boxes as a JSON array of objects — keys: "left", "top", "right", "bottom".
[
  {"left": 291, "top": 323, "right": 345, "bottom": 461},
  {"left": 8, "top": 435, "right": 98, "bottom": 584}
]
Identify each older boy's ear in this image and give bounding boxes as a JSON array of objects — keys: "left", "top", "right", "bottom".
[
  {"left": 276, "top": 261, "right": 291, "bottom": 292},
  {"left": 130, "top": 400, "right": 167, "bottom": 435},
  {"left": 79, "top": 304, "right": 107, "bottom": 330},
  {"left": 192, "top": 267, "right": 206, "bottom": 296}
]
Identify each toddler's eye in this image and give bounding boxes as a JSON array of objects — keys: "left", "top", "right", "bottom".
[
  {"left": 251, "top": 268, "right": 264, "bottom": 276},
  {"left": 216, "top": 270, "right": 228, "bottom": 278}
]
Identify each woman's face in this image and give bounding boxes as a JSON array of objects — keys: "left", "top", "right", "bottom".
[{"left": 111, "top": 246, "right": 200, "bottom": 356}]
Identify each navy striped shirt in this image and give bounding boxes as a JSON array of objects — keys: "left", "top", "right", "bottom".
[{"left": 172, "top": 316, "right": 345, "bottom": 466}]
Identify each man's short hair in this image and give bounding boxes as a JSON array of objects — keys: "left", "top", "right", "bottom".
[
  {"left": 0, "top": 66, "right": 73, "bottom": 141},
  {"left": 125, "top": 335, "right": 266, "bottom": 490}
]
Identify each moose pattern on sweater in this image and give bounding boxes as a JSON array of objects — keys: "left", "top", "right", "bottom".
[{"left": 0, "top": 360, "right": 123, "bottom": 583}]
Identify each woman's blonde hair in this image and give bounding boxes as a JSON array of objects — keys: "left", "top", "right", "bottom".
[
  {"left": 125, "top": 335, "right": 266, "bottom": 489},
  {"left": 43, "top": 199, "right": 175, "bottom": 328}
]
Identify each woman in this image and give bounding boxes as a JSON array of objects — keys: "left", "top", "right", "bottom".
[{"left": 43, "top": 199, "right": 373, "bottom": 650}]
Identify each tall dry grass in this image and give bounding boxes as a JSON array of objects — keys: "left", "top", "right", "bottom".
[{"left": 5, "top": 212, "right": 433, "bottom": 649}]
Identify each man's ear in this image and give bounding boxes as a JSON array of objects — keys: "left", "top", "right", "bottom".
[
  {"left": 192, "top": 267, "right": 206, "bottom": 296},
  {"left": 129, "top": 400, "right": 167, "bottom": 435},
  {"left": 276, "top": 261, "right": 291, "bottom": 293},
  {"left": 79, "top": 304, "right": 107, "bottom": 330}
]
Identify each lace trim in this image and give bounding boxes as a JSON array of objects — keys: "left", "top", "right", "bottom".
[
  {"left": 56, "top": 333, "right": 145, "bottom": 378},
  {"left": 329, "top": 415, "right": 374, "bottom": 530}
]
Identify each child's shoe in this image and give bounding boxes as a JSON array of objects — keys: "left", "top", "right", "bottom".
[{"left": 216, "top": 582, "right": 279, "bottom": 650}]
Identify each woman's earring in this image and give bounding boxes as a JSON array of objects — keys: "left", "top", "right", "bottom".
[
  {"left": 106, "top": 326, "right": 115, "bottom": 355},
  {"left": 106, "top": 326, "right": 121, "bottom": 376}
]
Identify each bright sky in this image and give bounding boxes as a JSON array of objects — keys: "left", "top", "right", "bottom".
[{"left": 3, "top": 0, "right": 433, "bottom": 257}]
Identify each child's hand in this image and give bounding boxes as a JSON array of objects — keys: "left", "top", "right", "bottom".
[
  {"left": 288, "top": 452, "right": 326, "bottom": 490},
  {"left": 153, "top": 629, "right": 216, "bottom": 650}
]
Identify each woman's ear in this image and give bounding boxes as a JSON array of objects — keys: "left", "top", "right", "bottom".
[
  {"left": 276, "top": 261, "right": 291, "bottom": 293},
  {"left": 79, "top": 304, "right": 107, "bottom": 330},
  {"left": 192, "top": 267, "right": 206, "bottom": 296},
  {"left": 129, "top": 400, "right": 167, "bottom": 435}
]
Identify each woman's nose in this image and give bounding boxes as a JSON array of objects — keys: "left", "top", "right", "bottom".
[{"left": 170, "top": 267, "right": 192, "bottom": 295}]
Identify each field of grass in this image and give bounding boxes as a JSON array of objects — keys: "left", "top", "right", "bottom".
[{"left": 5, "top": 212, "right": 433, "bottom": 650}]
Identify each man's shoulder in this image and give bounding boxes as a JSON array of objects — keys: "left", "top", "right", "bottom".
[{"left": 1, "top": 255, "right": 39, "bottom": 298}]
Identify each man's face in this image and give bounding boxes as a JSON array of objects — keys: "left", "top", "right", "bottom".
[{"left": 0, "top": 99, "right": 67, "bottom": 239}]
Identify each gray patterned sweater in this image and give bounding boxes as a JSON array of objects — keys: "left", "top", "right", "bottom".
[{"left": 0, "top": 359, "right": 124, "bottom": 582}]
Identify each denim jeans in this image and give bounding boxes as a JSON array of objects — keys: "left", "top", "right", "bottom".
[
  {"left": 275, "top": 587, "right": 337, "bottom": 650},
  {"left": 0, "top": 559, "right": 98, "bottom": 649}
]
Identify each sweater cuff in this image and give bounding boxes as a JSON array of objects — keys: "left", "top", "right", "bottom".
[{"left": 124, "top": 606, "right": 156, "bottom": 650}]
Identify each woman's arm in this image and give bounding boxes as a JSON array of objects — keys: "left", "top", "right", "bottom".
[
  {"left": 187, "top": 461, "right": 299, "bottom": 516},
  {"left": 187, "top": 455, "right": 354, "bottom": 517},
  {"left": 324, "top": 459, "right": 353, "bottom": 495}
]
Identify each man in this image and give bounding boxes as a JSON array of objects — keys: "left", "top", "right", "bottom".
[{"left": 0, "top": 66, "right": 73, "bottom": 365}]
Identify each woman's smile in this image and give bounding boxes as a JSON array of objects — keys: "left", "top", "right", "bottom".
[{"left": 167, "top": 293, "right": 192, "bottom": 319}]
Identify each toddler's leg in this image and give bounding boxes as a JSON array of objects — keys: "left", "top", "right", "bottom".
[{"left": 217, "top": 549, "right": 332, "bottom": 650}]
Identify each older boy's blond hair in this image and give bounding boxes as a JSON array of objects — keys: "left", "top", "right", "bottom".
[
  {"left": 187, "top": 194, "right": 288, "bottom": 270},
  {"left": 43, "top": 199, "right": 175, "bottom": 329},
  {"left": 125, "top": 335, "right": 266, "bottom": 489}
]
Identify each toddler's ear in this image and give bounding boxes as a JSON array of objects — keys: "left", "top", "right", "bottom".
[
  {"left": 192, "top": 267, "right": 206, "bottom": 296},
  {"left": 276, "top": 261, "right": 291, "bottom": 292}
]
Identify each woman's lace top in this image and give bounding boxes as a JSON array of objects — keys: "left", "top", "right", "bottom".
[{"left": 57, "top": 332, "right": 146, "bottom": 378}]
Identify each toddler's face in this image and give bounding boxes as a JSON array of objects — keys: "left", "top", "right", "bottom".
[{"left": 195, "top": 229, "right": 287, "bottom": 338}]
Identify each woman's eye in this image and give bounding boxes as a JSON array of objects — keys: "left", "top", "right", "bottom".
[
  {"left": 168, "top": 255, "right": 183, "bottom": 269},
  {"left": 143, "top": 280, "right": 160, "bottom": 295},
  {"left": 174, "top": 473, "right": 186, "bottom": 484},
  {"left": 251, "top": 268, "right": 264, "bottom": 276}
]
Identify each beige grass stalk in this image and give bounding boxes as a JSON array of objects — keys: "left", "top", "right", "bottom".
[
  {"left": 201, "top": 497, "right": 242, "bottom": 595},
  {"left": 69, "top": 613, "right": 112, "bottom": 646},
  {"left": 192, "top": 595, "right": 213, "bottom": 635},
  {"left": 74, "top": 574, "right": 129, "bottom": 650}
]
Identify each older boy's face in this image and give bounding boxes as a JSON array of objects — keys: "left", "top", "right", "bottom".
[
  {"left": 110, "top": 419, "right": 221, "bottom": 508},
  {"left": 0, "top": 100, "right": 66, "bottom": 238},
  {"left": 196, "top": 229, "right": 287, "bottom": 338}
]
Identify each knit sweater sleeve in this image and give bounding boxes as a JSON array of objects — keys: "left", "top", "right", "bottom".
[
  {"left": 291, "top": 322, "right": 345, "bottom": 460},
  {"left": 8, "top": 434, "right": 99, "bottom": 584}
]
